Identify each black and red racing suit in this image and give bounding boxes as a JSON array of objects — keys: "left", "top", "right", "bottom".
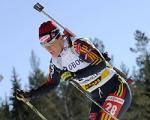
[{"left": 30, "top": 37, "right": 132, "bottom": 120}]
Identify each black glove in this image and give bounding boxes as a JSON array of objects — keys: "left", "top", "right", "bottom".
[
  {"left": 60, "top": 70, "right": 75, "bottom": 81},
  {"left": 16, "top": 89, "right": 32, "bottom": 100},
  {"left": 126, "top": 78, "right": 133, "bottom": 84}
]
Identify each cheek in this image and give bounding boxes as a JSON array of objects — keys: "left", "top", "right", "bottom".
[
  {"left": 56, "top": 47, "right": 61, "bottom": 54},
  {"left": 52, "top": 45, "right": 60, "bottom": 53},
  {"left": 53, "top": 43, "right": 62, "bottom": 52}
]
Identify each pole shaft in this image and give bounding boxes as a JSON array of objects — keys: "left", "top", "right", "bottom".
[
  {"left": 41, "top": 11, "right": 65, "bottom": 30},
  {"left": 26, "top": 101, "right": 47, "bottom": 120},
  {"left": 70, "top": 81, "right": 119, "bottom": 120}
]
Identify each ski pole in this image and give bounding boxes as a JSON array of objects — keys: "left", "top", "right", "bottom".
[
  {"left": 16, "top": 95, "right": 47, "bottom": 120},
  {"left": 33, "top": 3, "right": 75, "bottom": 37},
  {"left": 70, "top": 81, "right": 119, "bottom": 120}
]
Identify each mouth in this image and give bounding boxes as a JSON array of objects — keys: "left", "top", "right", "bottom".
[{"left": 50, "top": 51, "right": 54, "bottom": 54}]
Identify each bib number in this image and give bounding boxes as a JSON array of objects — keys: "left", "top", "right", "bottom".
[
  {"left": 105, "top": 103, "right": 118, "bottom": 115},
  {"left": 102, "top": 95, "right": 125, "bottom": 117}
]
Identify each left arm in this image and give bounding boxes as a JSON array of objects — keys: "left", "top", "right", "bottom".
[{"left": 73, "top": 38, "right": 106, "bottom": 79}]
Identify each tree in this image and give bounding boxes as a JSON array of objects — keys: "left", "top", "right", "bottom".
[
  {"left": 9, "top": 67, "right": 29, "bottom": 120},
  {"left": 92, "top": 38, "right": 105, "bottom": 53},
  {"left": 28, "top": 50, "right": 45, "bottom": 88},
  {"left": 130, "top": 30, "right": 150, "bottom": 94},
  {"left": 27, "top": 51, "right": 50, "bottom": 120},
  {"left": 0, "top": 98, "right": 11, "bottom": 120},
  {"left": 124, "top": 30, "right": 150, "bottom": 119}
]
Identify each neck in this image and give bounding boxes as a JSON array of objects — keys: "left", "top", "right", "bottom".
[{"left": 59, "top": 39, "right": 65, "bottom": 54}]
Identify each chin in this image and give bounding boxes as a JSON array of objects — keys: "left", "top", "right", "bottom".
[{"left": 52, "top": 54, "right": 59, "bottom": 58}]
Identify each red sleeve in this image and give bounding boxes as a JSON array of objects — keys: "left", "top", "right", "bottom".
[
  {"left": 73, "top": 39, "right": 103, "bottom": 65},
  {"left": 71, "top": 38, "right": 107, "bottom": 79}
]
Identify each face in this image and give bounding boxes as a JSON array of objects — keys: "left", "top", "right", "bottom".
[{"left": 44, "top": 35, "right": 64, "bottom": 58}]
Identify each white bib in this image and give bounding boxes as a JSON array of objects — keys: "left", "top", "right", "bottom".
[{"left": 52, "top": 47, "right": 90, "bottom": 72}]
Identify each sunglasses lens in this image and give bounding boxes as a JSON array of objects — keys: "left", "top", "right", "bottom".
[{"left": 40, "top": 32, "right": 60, "bottom": 47}]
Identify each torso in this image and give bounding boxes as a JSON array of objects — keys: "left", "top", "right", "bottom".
[{"left": 51, "top": 38, "right": 117, "bottom": 92}]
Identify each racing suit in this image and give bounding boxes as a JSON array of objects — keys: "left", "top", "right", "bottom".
[{"left": 30, "top": 37, "right": 132, "bottom": 120}]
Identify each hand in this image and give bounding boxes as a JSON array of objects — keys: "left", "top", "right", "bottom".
[
  {"left": 15, "top": 89, "right": 31, "bottom": 101},
  {"left": 60, "top": 70, "right": 75, "bottom": 81},
  {"left": 126, "top": 78, "right": 133, "bottom": 84}
]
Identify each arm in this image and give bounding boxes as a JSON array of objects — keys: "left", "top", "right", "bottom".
[
  {"left": 73, "top": 38, "right": 106, "bottom": 79},
  {"left": 30, "top": 61, "right": 61, "bottom": 98}
]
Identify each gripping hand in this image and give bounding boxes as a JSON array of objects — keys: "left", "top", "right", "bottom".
[
  {"left": 15, "top": 89, "right": 31, "bottom": 101},
  {"left": 60, "top": 70, "right": 75, "bottom": 81}
]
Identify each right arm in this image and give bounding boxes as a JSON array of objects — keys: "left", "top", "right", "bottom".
[{"left": 30, "top": 60, "right": 61, "bottom": 98}]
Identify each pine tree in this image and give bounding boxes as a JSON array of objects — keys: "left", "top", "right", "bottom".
[
  {"left": 27, "top": 51, "right": 49, "bottom": 120},
  {"left": 9, "top": 67, "right": 29, "bottom": 120},
  {"left": 0, "top": 98, "right": 11, "bottom": 120},
  {"left": 125, "top": 30, "right": 150, "bottom": 119},
  {"left": 28, "top": 51, "right": 46, "bottom": 88}
]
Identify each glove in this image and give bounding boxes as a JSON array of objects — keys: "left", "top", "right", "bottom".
[
  {"left": 15, "top": 89, "right": 32, "bottom": 101},
  {"left": 126, "top": 78, "right": 133, "bottom": 84},
  {"left": 60, "top": 70, "right": 75, "bottom": 81}
]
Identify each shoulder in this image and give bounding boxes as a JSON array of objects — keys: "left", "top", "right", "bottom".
[
  {"left": 73, "top": 37, "right": 95, "bottom": 47},
  {"left": 70, "top": 37, "right": 103, "bottom": 63},
  {"left": 72, "top": 37, "right": 96, "bottom": 53}
]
